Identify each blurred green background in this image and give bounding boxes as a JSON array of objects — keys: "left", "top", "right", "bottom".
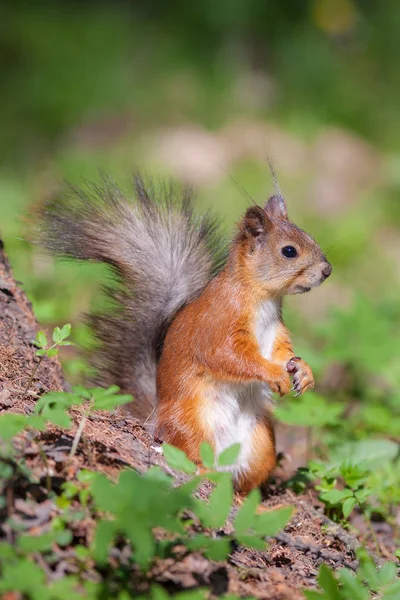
[{"left": 1, "top": 0, "right": 400, "bottom": 428}]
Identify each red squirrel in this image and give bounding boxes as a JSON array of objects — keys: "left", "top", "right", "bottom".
[{"left": 40, "top": 173, "right": 331, "bottom": 493}]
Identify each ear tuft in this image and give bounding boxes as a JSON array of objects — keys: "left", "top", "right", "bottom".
[
  {"left": 242, "top": 206, "right": 270, "bottom": 239},
  {"left": 265, "top": 194, "right": 288, "bottom": 220}
]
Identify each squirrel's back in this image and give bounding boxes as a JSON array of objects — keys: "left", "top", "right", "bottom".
[{"left": 39, "top": 174, "right": 227, "bottom": 418}]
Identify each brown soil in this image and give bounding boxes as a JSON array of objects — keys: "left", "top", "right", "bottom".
[{"left": 0, "top": 240, "right": 387, "bottom": 600}]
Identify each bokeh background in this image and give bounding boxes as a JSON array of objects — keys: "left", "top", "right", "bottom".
[{"left": 1, "top": 1, "right": 400, "bottom": 464}]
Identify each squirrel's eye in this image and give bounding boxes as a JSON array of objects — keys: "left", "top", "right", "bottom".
[{"left": 281, "top": 245, "right": 298, "bottom": 258}]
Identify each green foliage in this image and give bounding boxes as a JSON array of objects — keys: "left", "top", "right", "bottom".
[
  {"left": 0, "top": 413, "right": 29, "bottom": 441},
  {"left": 330, "top": 439, "right": 398, "bottom": 471},
  {"left": 33, "top": 323, "right": 73, "bottom": 359},
  {"left": 313, "top": 460, "right": 372, "bottom": 521},
  {"left": 163, "top": 443, "right": 198, "bottom": 474},
  {"left": 200, "top": 442, "right": 215, "bottom": 469},
  {"left": 218, "top": 443, "right": 241, "bottom": 466},
  {"left": 276, "top": 297, "right": 400, "bottom": 544},
  {"left": 304, "top": 439, "right": 399, "bottom": 523},
  {"left": 0, "top": 405, "right": 293, "bottom": 598},
  {"left": 304, "top": 550, "right": 400, "bottom": 600},
  {"left": 23, "top": 324, "right": 75, "bottom": 401},
  {"left": 319, "top": 297, "right": 400, "bottom": 378},
  {"left": 31, "top": 385, "right": 132, "bottom": 429},
  {"left": 275, "top": 392, "right": 343, "bottom": 428}
]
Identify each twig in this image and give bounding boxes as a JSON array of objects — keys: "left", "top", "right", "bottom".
[
  {"left": 69, "top": 413, "right": 88, "bottom": 458},
  {"left": 22, "top": 355, "right": 45, "bottom": 400},
  {"left": 361, "top": 506, "right": 382, "bottom": 558},
  {"left": 38, "top": 445, "right": 52, "bottom": 494}
]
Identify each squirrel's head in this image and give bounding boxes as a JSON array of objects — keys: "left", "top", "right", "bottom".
[{"left": 239, "top": 195, "right": 332, "bottom": 296}]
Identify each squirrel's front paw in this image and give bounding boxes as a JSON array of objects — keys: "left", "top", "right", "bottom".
[
  {"left": 286, "top": 357, "right": 314, "bottom": 397},
  {"left": 268, "top": 365, "right": 291, "bottom": 397}
]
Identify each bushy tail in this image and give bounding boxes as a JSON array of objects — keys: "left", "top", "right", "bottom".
[{"left": 39, "top": 174, "right": 227, "bottom": 419}]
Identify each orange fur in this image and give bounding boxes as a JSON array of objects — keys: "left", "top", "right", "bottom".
[
  {"left": 157, "top": 244, "right": 288, "bottom": 489},
  {"left": 235, "top": 418, "right": 276, "bottom": 493},
  {"left": 156, "top": 199, "right": 330, "bottom": 492}
]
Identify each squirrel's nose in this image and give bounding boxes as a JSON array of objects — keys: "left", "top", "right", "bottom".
[{"left": 322, "top": 262, "right": 332, "bottom": 279}]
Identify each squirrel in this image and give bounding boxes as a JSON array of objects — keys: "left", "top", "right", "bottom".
[{"left": 39, "top": 172, "right": 331, "bottom": 493}]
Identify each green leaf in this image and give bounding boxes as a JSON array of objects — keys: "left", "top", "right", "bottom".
[
  {"left": 342, "top": 497, "right": 357, "bottom": 518},
  {"left": 17, "top": 532, "right": 55, "bottom": 552},
  {"left": 144, "top": 466, "right": 174, "bottom": 485},
  {"left": 330, "top": 439, "right": 398, "bottom": 470},
  {"left": 35, "top": 331, "right": 48, "bottom": 349},
  {"left": 45, "top": 577, "right": 84, "bottom": 600},
  {"left": 207, "top": 475, "right": 233, "bottom": 528},
  {"left": 75, "top": 545, "right": 89, "bottom": 560},
  {"left": 151, "top": 585, "right": 170, "bottom": 600},
  {"left": 0, "top": 413, "right": 27, "bottom": 440},
  {"left": 382, "top": 581, "right": 400, "bottom": 600},
  {"left": 71, "top": 386, "right": 93, "bottom": 400},
  {"left": 91, "top": 386, "right": 133, "bottom": 411},
  {"left": 163, "top": 443, "right": 197, "bottom": 474},
  {"left": 303, "top": 592, "right": 325, "bottom": 600},
  {"left": 0, "top": 463, "right": 13, "bottom": 479},
  {"left": 47, "top": 347, "right": 59, "bottom": 357},
  {"left": 78, "top": 469, "right": 97, "bottom": 483},
  {"left": 353, "top": 489, "right": 372, "bottom": 505},
  {"left": 320, "top": 488, "right": 353, "bottom": 506},
  {"left": 126, "top": 520, "right": 155, "bottom": 570},
  {"left": 27, "top": 415, "right": 46, "bottom": 430},
  {"left": 179, "top": 475, "right": 204, "bottom": 495},
  {"left": 53, "top": 323, "right": 71, "bottom": 343},
  {"left": 0, "top": 542, "right": 16, "bottom": 560},
  {"left": 338, "top": 569, "right": 369, "bottom": 600},
  {"left": 174, "top": 590, "right": 207, "bottom": 600},
  {"left": 188, "top": 535, "right": 231, "bottom": 561},
  {"left": 0, "top": 558, "right": 46, "bottom": 594},
  {"left": 379, "top": 562, "right": 397, "bottom": 586},
  {"left": 318, "top": 564, "right": 341, "bottom": 599},
  {"left": 203, "top": 538, "right": 231, "bottom": 561},
  {"left": 93, "top": 520, "right": 117, "bottom": 564},
  {"left": 52, "top": 327, "right": 62, "bottom": 343},
  {"left": 236, "top": 534, "right": 266, "bottom": 550},
  {"left": 254, "top": 506, "right": 293, "bottom": 537},
  {"left": 200, "top": 442, "right": 214, "bottom": 469},
  {"left": 218, "top": 443, "right": 241, "bottom": 466},
  {"left": 34, "top": 390, "right": 85, "bottom": 428},
  {"left": 275, "top": 393, "right": 343, "bottom": 427},
  {"left": 118, "top": 593, "right": 137, "bottom": 600},
  {"left": 357, "top": 552, "right": 381, "bottom": 591},
  {"left": 55, "top": 529, "right": 73, "bottom": 547},
  {"left": 234, "top": 489, "right": 261, "bottom": 534}
]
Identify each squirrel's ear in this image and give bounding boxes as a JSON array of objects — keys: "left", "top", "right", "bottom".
[
  {"left": 241, "top": 206, "right": 271, "bottom": 242},
  {"left": 265, "top": 194, "right": 288, "bottom": 220}
]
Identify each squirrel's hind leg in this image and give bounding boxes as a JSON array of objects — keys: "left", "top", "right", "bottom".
[{"left": 234, "top": 417, "right": 276, "bottom": 494}]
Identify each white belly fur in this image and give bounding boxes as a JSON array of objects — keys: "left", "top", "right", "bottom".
[{"left": 202, "top": 300, "right": 279, "bottom": 479}]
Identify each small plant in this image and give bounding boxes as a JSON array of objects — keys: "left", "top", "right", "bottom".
[
  {"left": 275, "top": 392, "right": 343, "bottom": 460},
  {"left": 304, "top": 549, "right": 400, "bottom": 600},
  {"left": 308, "top": 460, "right": 372, "bottom": 521},
  {"left": 303, "top": 438, "right": 399, "bottom": 553},
  {"left": 0, "top": 403, "right": 293, "bottom": 598},
  {"left": 23, "top": 323, "right": 74, "bottom": 398}
]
